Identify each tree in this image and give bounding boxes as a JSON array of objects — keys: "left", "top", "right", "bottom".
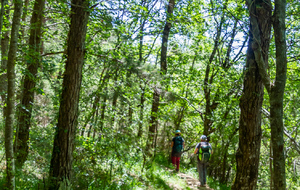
[
  {"left": 14, "top": 0, "right": 45, "bottom": 169},
  {"left": 4, "top": 0, "right": 24, "bottom": 188},
  {"left": 146, "top": 0, "right": 175, "bottom": 156},
  {"left": 48, "top": 0, "right": 90, "bottom": 188},
  {"left": 232, "top": 0, "right": 272, "bottom": 188},
  {"left": 0, "top": 0, "right": 10, "bottom": 121},
  {"left": 255, "top": 0, "right": 287, "bottom": 188}
]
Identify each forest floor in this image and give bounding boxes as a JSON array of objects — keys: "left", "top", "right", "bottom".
[{"left": 167, "top": 169, "right": 214, "bottom": 190}]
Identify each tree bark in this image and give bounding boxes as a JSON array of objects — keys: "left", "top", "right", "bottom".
[
  {"left": 270, "top": 0, "right": 287, "bottom": 188},
  {"left": 203, "top": 0, "right": 229, "bottom": 136},
  {"left": 270, "top": 141, "right": 273, "bottom": 190},
  {"left": 146, "top": 0, "right": 175, "bottom": 157},
  {"left": 99, "top": 87, "right": 108, "bottom": 133},
  {"left": 146, "top": 87, "right": 160, "bottom": 155},
  {"left": 246, "top": 0, "right": 287, "bottom": 188},
  {"left": 137, "top": 1, "right": 145, "bottom": 137},
  {"left": 81, "top": 71, "right": 110, "bottom": 136},
  {"left": 0, "top": 0, "right": 10, "bottom": 120},
  {"left": 160, "top": 0, "right": 175, "bottom": 74},
  {"left": 4, "top": 0, "right": 23, "bottom": 189},
  {"left": 137, "top": 84, "right": 145, "bottom": 137},
  {"left": 232, "top": 0, "right": 272, "bottom": 189},
  {"left": 48, "top": 0, "right": 89, "bottom": 188},
  {"left": 14, "top": 0, "right": 45, "bottom": 169}
]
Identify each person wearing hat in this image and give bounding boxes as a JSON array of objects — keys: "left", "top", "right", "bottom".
[
  {"left": 194, "top": 135, "right": 213, "bottom": 187},
  {"left": 170, "top": 130, "right": 185, "bottom": 172}
]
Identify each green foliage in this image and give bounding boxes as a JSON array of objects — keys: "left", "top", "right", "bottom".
[{"left": 0, "top": 0, "right": 299, "bottom": 189}]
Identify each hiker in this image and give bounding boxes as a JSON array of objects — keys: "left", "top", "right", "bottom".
[
  {"left": 193, "top": 135, "right": 213, "bottom": 187},
  {"left": 171, "top": 130, "right": 185, "bottom": 172}
]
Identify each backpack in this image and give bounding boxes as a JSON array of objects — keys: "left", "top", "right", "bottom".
[
  {"left": 173, "top": 136, "right": 183, "bottom": 153},
  {"left": 198, "top": 142, "right": 210, "bottom": 162}
]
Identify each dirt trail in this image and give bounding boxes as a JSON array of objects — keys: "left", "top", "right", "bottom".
[
  {"left": 177, "top": 172, "right": 214, "bottom": 190},
  {"left": 167, "top": 168, "right": 214, "bottom": 190}
]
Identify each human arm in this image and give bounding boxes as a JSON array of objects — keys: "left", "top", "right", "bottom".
[
  {"left": 209, "top": 143, "right": 213, "bottom": 155},
  {"left": 194, "top": 148, "right": 199, "bottom": 154},
  {"left": 194, "top": 143, "right": 200, "bottom": 154}
]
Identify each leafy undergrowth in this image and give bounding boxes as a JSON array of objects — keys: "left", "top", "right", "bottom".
[
  {"left": 73, "top": 160, "right": 192, "bottom": 190},
  {"left": 0, "top": 137, "right": 232, "bottom": 190}
]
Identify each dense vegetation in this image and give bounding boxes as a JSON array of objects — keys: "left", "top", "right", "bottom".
[{"left": 0, "top": 0, "right": 299, "bottom": 189}]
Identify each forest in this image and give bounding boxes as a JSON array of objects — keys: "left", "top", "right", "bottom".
[{"left": 0, "top": 0, "right": 299, "bottom": 189}]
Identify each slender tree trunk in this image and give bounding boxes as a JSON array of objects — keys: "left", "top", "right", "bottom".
[
  {"left": 146, "top": 87, "right": 160, "bottom": 154},
  {"left": 203, "top": 9, "right": 224, "bottom": 135},
  {"left": 81, "top": 72, "right": 110, "bottom": 136},
  {"left": 111, "top": 85, "right": 119, "bottom": 125},
  {"left": 137, "top": 3, "right": 145, "bottom": 137},
  {"left": 174, "top": 106, "right": 185, "bottom": 129},
  {"left": 14, "top": 0, "right": 45, "bottom": 169},
  {"left": 137, "top": 84, "right": 145, "bottom": 137},
  {"left": 20, "top": 0, "right": 29, "bottom": 40},
  {"left": 4, "top": 0, "right": 23, "bottom": 189},
  {"left": 270, "top": 141, "right": 273, "bottom": 190},
  {"left": 270, "top": 0, "right": 287, "bottom": 188},
  {"left": 146, "top": 0, "right": 175, "bottom": 156},
  {"left": 99, "top": 87, "right": 108, "bottom": 132},
  {"left": 220, "top": 127, "right": 238, "bottom": 184},
  {"left": 160, "top": 0, "right": 175, "bottom": 75},
  {"left": 0, "top": 0, "right": 10, "bottom": 120},
  {"left": 0, "top": 0, "right": 4, "bottom": 33},
  {"left": 48, "top": 0, "right": 89, "bottom": 188},
  {"left": 232, "top": 0, "right": 272, "bottom": 189},
  {"left": 203, "top": 3, "right": 240, "bottom": 138}
]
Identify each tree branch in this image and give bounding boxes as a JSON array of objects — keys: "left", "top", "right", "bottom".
[
  {"left": 252, "top": 43, "right": 272, "bottom": 93},
  {"left": 261, "top": 108, "right": 300, "bottom": 155},
  {"left": 284, "top": 128, "right": 300, "bottom": 155},
  {"left": 42, "top": 51, "right": 66, "bottom": 56},
  {"left": 178, "top": 95, "right": 203, "bottom": 116}
]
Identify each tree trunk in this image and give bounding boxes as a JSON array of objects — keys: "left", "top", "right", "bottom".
[
  {"left": 14, "top": 0, "right": 45, "bottom": 169},
  {"left": 81, "top": 71, "right": 110, "bottom": 136},
  {"left": 0, "top": 0, "right": 10, "bottom": 120},
  {"left": 4, "top": 0, "right": 23, "bottom": 188},
  {"left": 111, "top": 85, "right": 119, "bottom": 125},
  {"left": 146, "top": 87, "right": 160, "bottom": 155},
  {"left": 203, "top": 8, "right": 224, "bottom": 135},
  {"left": 220, "top": 127, "right": 238, "bottom": 184},
  {"left": 137, "top": 84, "right": 145, "bottom": 137},
  {"left": 160, "top": 0, "right": 175, "bottom": 75},
  {"left": 137, "top": 3, "right": 145, "bottom": 137},
  {"left": 20, "top": 0, "right": 29, "bottom": 40},
  {"left": 99, "top": 87, "right": 108, "bottom": 132},
  {"left": 270, "top": 141, "right": 273, "bottom": 190},
  {"left": 232, "top": 0, "right": 272, "bottom": 189},
  {"left": 146, "top": 0, "right": 175, "bottom": 156},
  {"left": 203, "top": 0, "right": 229, "bottom": 136},
  {"left": 270, "top": 0, "right": 287, "bottom": 188},
  {"left": 48, "top": 0, "right": 89, "bottom": 188}
]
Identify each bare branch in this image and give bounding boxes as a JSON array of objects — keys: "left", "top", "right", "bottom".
[
  {"left": 42, "top": 51, "right": 66, "bottom": 56},
  {"left": 284, "top": 128, "right": 300, "bottom": 155},
  {"left": 261, "top": 108, "right": 300, "bottom": 154},
  {"left": 178, "top": 96, "right": 203, "bottom": 116}
]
